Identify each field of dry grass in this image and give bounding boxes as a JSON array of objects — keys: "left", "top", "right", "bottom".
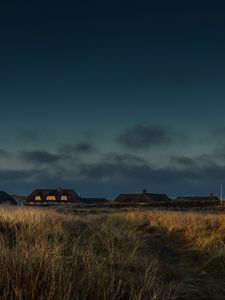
[{"left": 0, "top": 206, "right": 224, "bottom": 299}]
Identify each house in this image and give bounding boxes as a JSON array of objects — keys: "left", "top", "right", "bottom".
[
  {"left": 11, "top": 194, "right": 27, "bottom": 205},
  {"left": 0, "top": 191, "right": 17, "bottom": 205},
  {"left": 174, "top": 193, "right": 221, "bottom": 206},
  {"left": 80, "top": 197, "right": 108, "bottom": 205},
  {"left": 114, "top": 189, "right": 171, "bottom": 204},
  {"left": 26, "top": 188, "right": 80, "bottom": 205}
]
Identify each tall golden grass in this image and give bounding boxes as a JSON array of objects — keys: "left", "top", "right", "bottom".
[
  {"left": 125, "top": 210, "right": 225, "bottom": 254},
  {"left": 0, "top": 207, "right": 224, "bottom": 299}
]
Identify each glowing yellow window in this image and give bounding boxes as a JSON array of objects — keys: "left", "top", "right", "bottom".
[
  {"left": 61, "top": 196, "right": 67, "bottom": 200},
  {"left": 46, "top": 195, "right": 56, "bottom": 201},
  {"left": 35, "top": 196, "right": 41, "bottom": 201}
]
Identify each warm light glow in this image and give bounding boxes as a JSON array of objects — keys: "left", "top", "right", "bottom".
[
  {"left": 61, "top": 196, "right": 67, "bottom": 200},
  {"left": 35, "top": 196, "right": 41, "bottom": 200},
  {"left": 46, "top": 195, "right": 56, "bottom": 201}
]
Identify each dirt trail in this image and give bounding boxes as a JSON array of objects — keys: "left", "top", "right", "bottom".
[{"left": 141, "top": 226, "right": 225, "bottom": 300}]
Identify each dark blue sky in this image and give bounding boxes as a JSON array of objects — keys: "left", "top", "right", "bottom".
[{"left": 1, "top": 0, "right": 225, "bottom": 198}]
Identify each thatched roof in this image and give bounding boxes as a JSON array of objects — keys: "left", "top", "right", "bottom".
[
  {"left": 0, "top": 191, "right": 17, "bottom": 205},
  {"left": 114, "top": 192, "right": 171, "bottom": 203}
]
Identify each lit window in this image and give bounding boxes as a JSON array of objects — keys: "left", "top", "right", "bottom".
[
  {"left": 46, "top": 195, "right": 56, "bottom": 201},
  {"left": 61, "top": 196, "right": 67, "bottom": 200},
  {"left": 35, "top": 196, "right": 41, "bottom": 201}
]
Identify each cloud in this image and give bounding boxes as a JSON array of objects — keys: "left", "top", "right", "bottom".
[
  {"left": 1, "top": 147, "right": 225, "bottom": 197},
  {"left": 170, "top": 156, "right": 197, "bottom": 168},
  {"left": 102, "top": 152, "right": 147, "bottom": 164},
  {"left": 0, "top": 169, "right": 36, "bottom": 182},
  {"left": 0, "top": 168, "right": 43, "bottom": 185},
  {"left": 59, "top": 141, "right": 97, "bottom": 155},
  {"left": 170, "top": 153, "right": 222, "bottom": 171},
  {"left": 76, "top": 152, "right": 147, "bottom": 181},
  {"left": 116, "top": 124, "right": 173, "bottom": 149},
  {"left": 76, "top": 161, "right": 196, "bottom": 183},
  {"left": 17, "top": 148, "right": 224, "bottom": 186},
  {"left": 211, "top": 144, "right": 225, "bottom": 162},
  {"left": 0, "top": 149, "right": 10, "bottom": 157},
  {"left": 74, "top": 158, "right": 225, "bottom": 200},
  {"left": 74, "top": 149, "right": 225, "bottom": 195},
  {"left": 20, "top": 150, "right": 65, "bottom": 164}
]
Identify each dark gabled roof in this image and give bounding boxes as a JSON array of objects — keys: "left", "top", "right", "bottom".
[
  {"left": 0, "top": 191, "right": 17, "bottom": 205},
  {"left": 114, "top": 192, "right": 171, "bottom": 203},
  {"left": 114, "top": 194, "right": 137, "bottom": 202},
  {"left": 175, "top": 196, "right": 220, "bottom": 202},
  {"left": 26, "top": 188, "right": 80, "bottom": 202},
  {"left": 80, "top": 198, "right": 108, "bottom": 204}
]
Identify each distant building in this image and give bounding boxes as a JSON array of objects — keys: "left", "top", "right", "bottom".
[
  {"left": 11, "top": 194, "right": 27, "bottom": 205},
  {"left": 0, "top": 191, "right": 17, "bottom": 205},
  {"left": 114, "top": 189, "right": 171, "bottom": 204},
  {"left": 175, "top": 193, "right": 221, "bottom": 205},
  {"left": 80, "top": 197, "right": 108, "bottom": 204},
  {"left": 26, "top": 188, "right": 80, "bottom": 205}
]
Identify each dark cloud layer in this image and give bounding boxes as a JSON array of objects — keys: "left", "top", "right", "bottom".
[
  {"left": 116, "top": 124, "right": 173, "bottom": 149},
  {"left": 1, "top": 149, "right": 225, "bottom": 197},
  {"left": 59, "top": 142, "right": 97, "bottom": 155},
  {"left": 0, "top": 126, "right": 224, "bottom": 197},
  {"left": 0, "top": 169, "right": 31, "bottom": 181},
  {"left": 20, "top": 150, "right": 64, "bottom": 164},
  {"left": 102, "top": 152, "right": 147, "bottom": 165},
  {"left": 170, "top": 156, "right": 197, "bottom": 167},
  {"left": 0, "top": 149, "right": 10, "bottom": 157}
]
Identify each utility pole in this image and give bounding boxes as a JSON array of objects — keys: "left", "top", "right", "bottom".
[{"left": 220, "top": 182, "right": 223, "bottom": 205}]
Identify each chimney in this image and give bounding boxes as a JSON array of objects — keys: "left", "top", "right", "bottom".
[{"left": 210, "top": 193, "right": 214, "bottom": 197}]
